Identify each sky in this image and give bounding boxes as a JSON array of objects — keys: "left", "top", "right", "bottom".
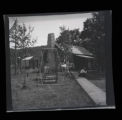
[{"left": 9, "top": 13, "right": 93, "bottom": 48}]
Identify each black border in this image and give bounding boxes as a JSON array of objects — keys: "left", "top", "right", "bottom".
[
  {"left": 3, "top": 15, "right": 13, "bottom": 111},
  {"left": 104, "top": 11, "right": 115, "bottom": 105}
]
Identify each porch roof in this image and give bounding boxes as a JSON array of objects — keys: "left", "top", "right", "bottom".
[
  {"left": 70, "top": 46, "right": 93, "bottom": 56},
  {"left": 22, "top": 56, "right": 33, "bottom": 61}
]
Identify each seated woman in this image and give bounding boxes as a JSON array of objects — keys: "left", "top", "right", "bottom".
[{"left": 79, "top": 67, "right": 87, "bottom": 77}]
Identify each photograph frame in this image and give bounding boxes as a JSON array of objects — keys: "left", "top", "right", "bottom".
[{"left": 3, "top": 10, "right": 115, "bottom": 112}]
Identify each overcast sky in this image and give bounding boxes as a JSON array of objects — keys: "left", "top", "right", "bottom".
[{"left": 9, "top": 13, "right": 93, "bottom": 48}]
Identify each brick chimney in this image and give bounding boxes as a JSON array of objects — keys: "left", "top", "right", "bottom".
[
  {"left": 47, "top": 33, "right": 55, "bottom": 48},
  {"left": 46, "top": 33, "right": 56, "bottom": 69}
]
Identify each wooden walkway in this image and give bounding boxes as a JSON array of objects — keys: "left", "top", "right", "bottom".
[{"left": 76, "top": 77, "right": 106, "bottom": 105}]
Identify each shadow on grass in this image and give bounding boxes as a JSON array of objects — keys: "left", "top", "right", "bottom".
[{"left": 85, "top": 72, "right": 105, "bottom": 80}]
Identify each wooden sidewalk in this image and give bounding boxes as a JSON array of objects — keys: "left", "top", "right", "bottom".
[{"left": 76, "top": 77, "right": 106, "bottom": 105}]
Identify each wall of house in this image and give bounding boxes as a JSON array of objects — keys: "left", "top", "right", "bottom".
[{"left": 73, "top": 55, "right": 87, "bottom": 71}]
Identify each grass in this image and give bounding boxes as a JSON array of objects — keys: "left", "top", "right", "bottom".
[
  {"left": 86, "top": 72, "right": 105, "bottom": 80},
  {"left": 86, "top": 72, "right": 106, "bottom": 92},
  {"left": 72, "top": 71, "right": 106, "bottom": 92},
  {"left": 10, "top": 70, "right": 95, "bottom": 111}
]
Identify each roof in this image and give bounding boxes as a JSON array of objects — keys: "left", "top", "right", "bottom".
[
  {"left": 55, "top": 43, "right": 94, "bottom": 59},
  {"left": 77, "top": 55, "right": 94, "bottom": 58},
  {"left": 70, "top": 46, "right": 93, "bottom": 56},
  {"left": 70, "top": 46, "right": 94, "bottom": 58},
  {"left": 22, "top": 56, "right": 33, "bottom": 61}
]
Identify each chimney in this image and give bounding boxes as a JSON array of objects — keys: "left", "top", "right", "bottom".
[{"left": 47, "top": 33, "right": 55, "bottom": 48}]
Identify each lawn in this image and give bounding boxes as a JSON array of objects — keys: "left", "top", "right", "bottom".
[
  {"left": 72, "top": 71, "right": 106, "bottom": 92},
  {"left": 10, "top": 70, "right": 95, "bottom": 111},
  {"left": 86, "top": 72, "right": 106, "bottom": 92}
]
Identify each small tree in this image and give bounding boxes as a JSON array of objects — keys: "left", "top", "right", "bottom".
[
  {"left": 56, "top": 26, "right": 81, "bottom": 63},
  {"left": 9, "top": 19, "right": 37, "bottom": 75},
  {"left": 9, "top": 19, "right": 20, "bottom": 75},
  {"left": 17, "top": 23, "right": 37, "bottom": 57}
]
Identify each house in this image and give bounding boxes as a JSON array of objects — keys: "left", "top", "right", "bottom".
[
  {"left": 55, "top": 42, "right": 95, "bottom": 72},
  {"left": 67, "top": 45, "right": 95, "bottom": 71},
  {"left": 21, "top": 56, "right": 34, "bottom": 69},
  {"left": 20, "top": 33, "right": 96, "bottom": 73}
]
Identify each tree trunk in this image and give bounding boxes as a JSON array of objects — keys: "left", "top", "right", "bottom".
[{"left": 14, "top": 40, "right": 17, "bottom": 75}]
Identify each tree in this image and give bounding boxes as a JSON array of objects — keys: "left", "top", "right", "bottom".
[
  {"left": 80, "top": 11, "right": 106, "bottom": 72},
  {"left": 9, "top": 19, "right": 37, "bottom": 74},
  {"left": 9, "top": 19, "right": 20, "bottom": 75},
  {"left": 56, "top": 26, "right": 71, "bottom": 45},
  {"left": 56, "top": 26, "right": 81, "bottom": 46},
  {"left": 16, "top": 23, "right": 37, "bottom": 57},
  {"left": 56, "top": 26, "right": 81, "bottom": 64},
  {"left": 70, "top": 29, "right": 81, "bottom": 45}
]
